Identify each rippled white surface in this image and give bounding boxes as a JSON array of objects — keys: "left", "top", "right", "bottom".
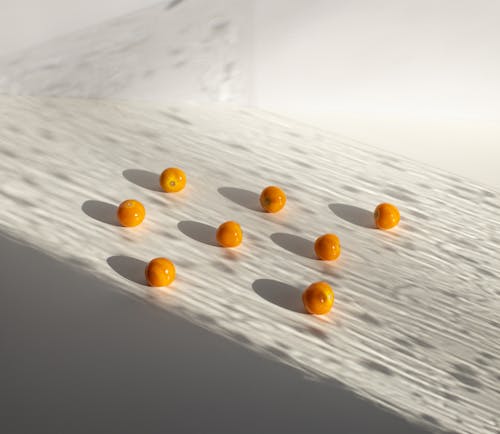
[{"left": 0, "top": 96, "right": 499, "bottom": 434}]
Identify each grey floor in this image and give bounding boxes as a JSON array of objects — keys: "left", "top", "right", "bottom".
[{"left": 0, "top": 233, "right": 435, "bottom": 434}]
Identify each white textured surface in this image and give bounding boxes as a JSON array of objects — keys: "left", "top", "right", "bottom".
[
  {"left": 1, "top": 0, "right": 499, "bottom": 188},
  {"left": 0, "top": 0, "right": 250, "bottom": 103},
  {"left": 0, "top": 96, "right": 499, "bottom": 434},
  {"left": 0, "top": 0, "right": 161, "bottom": 55}
]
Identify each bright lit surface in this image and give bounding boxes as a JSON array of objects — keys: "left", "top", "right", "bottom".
[
  {"left": 0, "top": 2, "right": 499, "bottom": 432},
  {"left": 278, "top": 113, "right": 500, "bottom": 190},
  {"left": 253, "top": 0, "right": 500, "bottom": 119},
  {"left": 1, "top": 0, "right": 499, "bottom": 189},
  {"left": 0, "top": 96, "right": 498, "bottom": 433}
]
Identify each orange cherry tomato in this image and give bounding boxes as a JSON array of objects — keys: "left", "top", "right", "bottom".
[
  {"left": 374, "top": 203, "right": 400, "bottom": 230},
  {"left": 145, "top": 257, "right": 176, "bottom": 287},
  {"left": 314, "top": 233, "right": 341, "bottom": 260},
  {"left": 160, "top": 167, "right": 186, "bottom": 193},
  {"left": 302, "top": 281, "right": 334, "bottom": 315},
  {"left": 117, "top": 199, "right": 145, "bottom": 227},
  {"left": 260, "top": 186, "right": 286, "bottom": 213},
  {"left": 216, "top": 221, "right": 243, "bottom": 247}
]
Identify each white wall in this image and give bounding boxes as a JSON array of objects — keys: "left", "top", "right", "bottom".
[
  {"left": 0, "top": 0, "right": 499, "bottom": 187},
  {"left": 0, "top": 0, "right": 161, "bottom": 56},
  {"left": 253, "top": 0, "right": 500, "bottom": 120},
  {"left": 252, "top": 0, "right": 500, "bottom": 188},
  {"left": 0, "top": 0, "right": 252, "bottom": 103}
]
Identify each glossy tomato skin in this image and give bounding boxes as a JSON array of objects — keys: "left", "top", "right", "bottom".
[
  {"left": 160, "top": 167, "right": 186, "bottom": 193},
  {"left": 117, "top": 199, "right": 145, "bottom": 227},
  {"left": 145, "top": 257, "right": 176, "bottom": 287},
  {"left": 216, "top": 221, "right": 243, "bottom": 247},
  {"left": 260, "top": 186, "right": 286, "bottom": 213},
  {"left": 302, "top": 281, "right": 334, "bottom": 315},
  {"left": 374, "top": 203, "right": 400, "bottom": 230},
  {"left": 314, "top": 234, "right": 341, "bottom": 260}
]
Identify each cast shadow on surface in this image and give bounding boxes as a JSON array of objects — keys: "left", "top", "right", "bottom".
[
  {"left": 218, "top": 187, "right": 262, "bottom": 212},
  {"left": 178, "top": 220, "right": 219, "bottom": 246},
  {"left": 252, "top": 278, "right": 306, "bottom": 314},
  {"left": 123, "top": 169, "right": 162, "bottom": 192},
  {"left": 270, "top": 232, "right": 316, "bottom": 259},
  {"left": 107, "top": 255, "right": 148, "bottom": 286},
  {"left": 329, "top": 203, "right": 375, "bottom": 229},
  {"left": 0, "top": 232, "right": 435, "bottom": 434},
  {"left": 82, "top": 200, "right": 119, "bottom": 226}
]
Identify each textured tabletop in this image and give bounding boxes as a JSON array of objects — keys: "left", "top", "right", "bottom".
[{"left": 0, "top": 96, "right": 499, "bottom": 434}]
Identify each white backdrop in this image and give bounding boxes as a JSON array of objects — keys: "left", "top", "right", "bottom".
[
  {"left": 252, "top": 0, "right": 500, "bottom": 189},
  {"left": 0, "top": 0, "right": 160, "bottom": 56},
  {"left": 0, "top": 0, "right": 499, "bottom": 187}
]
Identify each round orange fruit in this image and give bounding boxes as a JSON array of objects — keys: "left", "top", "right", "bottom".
[
  {"left": 216, "top": 221, "right": 243, "bottom": 247},
  {"left": 145, "top": 257, "right": 176, "bottom": 287},
  {"left": 117, "top": 199, "right": 145, "bottom": 227},
  {"left": 374, "top": 203, "right": 400, "bottom": 230},
  {"left": 314, "top": 233, "right": 341, "bottom": 260},
  {"left": 260, "top": 186, "right": 286, "bottom": 213},
  {"left": 302, "top": 281, "right": 334, "bottom": 315},
  {"left": 160, "top": 167, "right": 186, "bottom": 193}
]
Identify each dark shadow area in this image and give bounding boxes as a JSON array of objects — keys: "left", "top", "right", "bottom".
[
  {"left": 329, "top": 203, "right": 375, "bottom": 228},
  {"left": 0, "top": 232, "right": 434, "bottom": 434},
  {"left": 177, "top": 220, "right": 218, "bottom": 246},
  {"left": 82, "top": 200, "right": 119, "bottom": 226},
  {"left": 218, "top": 187, "right": 262, "bottom": 212},
  {"left": 107, "top": 255, "right": 148, "bottom": 286},
  {"left": 252, "top": 278, "right": 306, "bottom": 313},
  {"left": 270, "top": 232, "right": 316, "bottom": 259},
  {"left": 123, "top": 169, "right": 162, "bottom": 192}
]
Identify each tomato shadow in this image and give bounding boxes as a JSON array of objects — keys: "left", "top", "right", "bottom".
[
  {"left": 218, "top": 187, "right": 262, "bottom": 212},
  {"left": 329, "top": 203, "right": 375, "bottom": 229},
  {"left": 177, "top": 220, "right": 219, "bottom": 247},
  {"left": 252, "top": 278, "right": 306, "bottom": 314},
  {"left": 82, "top": 200, "right": 120, "bottom": 226},
  {"left": 123, "top": 169, "right": 162, "bottom": 192},
  {"left": 107, "top": 255, "right": 148, "bottom": 286}
]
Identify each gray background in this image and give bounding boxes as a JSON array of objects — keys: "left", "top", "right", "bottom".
[{"left": 0, "top": 233, "right": 434, "bottom": 434}]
